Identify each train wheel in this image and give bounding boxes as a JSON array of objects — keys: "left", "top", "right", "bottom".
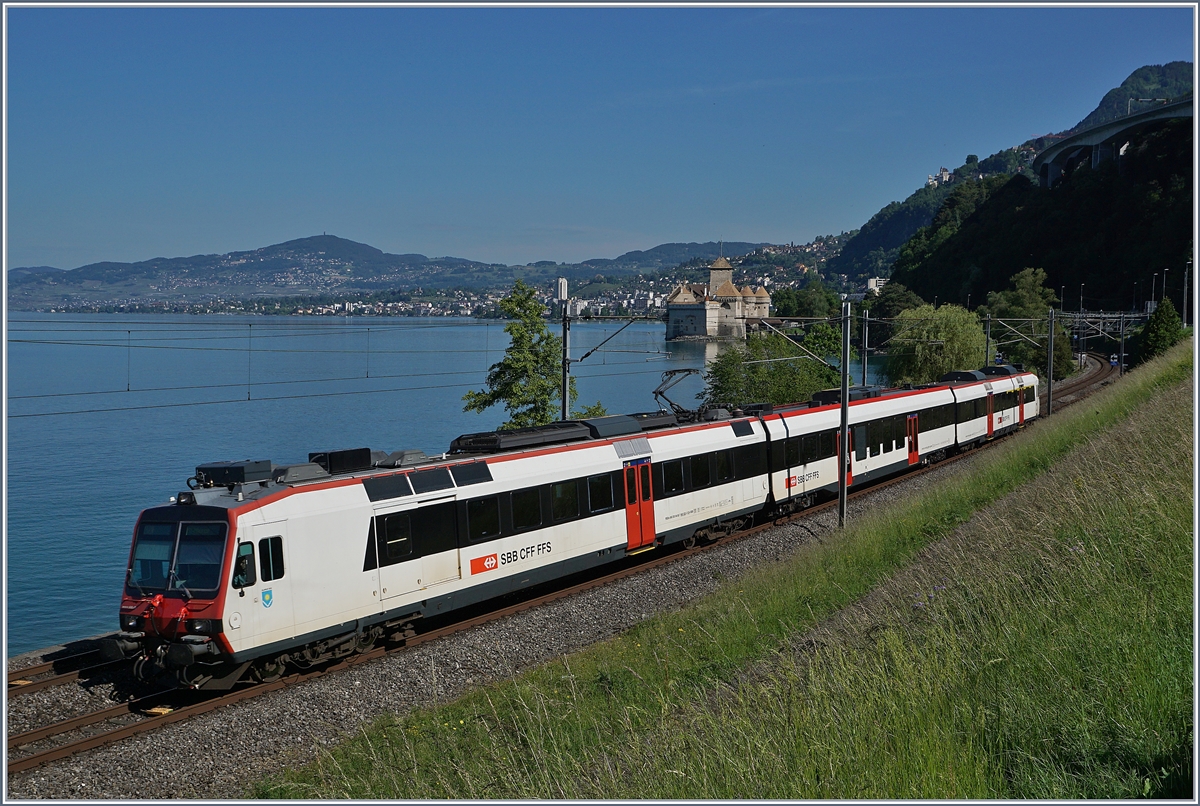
[
  {"left": 251, "top": 658, "right": 285, "bottom": 683},
  {"left": 176, "top": 666, "right": 212, "bottom": 689},
  {"left": 682, "top": 534, "right": 697, "bottom": 550}
]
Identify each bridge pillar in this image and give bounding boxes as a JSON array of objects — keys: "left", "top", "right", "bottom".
[
  {"left": 1091, "top": 140, "right": 1114, "bottom": 169},
  {"left": 1039, "top": 161, "right": 1062, "bottom": 189}
]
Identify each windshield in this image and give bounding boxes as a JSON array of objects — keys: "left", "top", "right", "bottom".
[{"left": 128, "top": 521, "right": 227, "bottom": 595}]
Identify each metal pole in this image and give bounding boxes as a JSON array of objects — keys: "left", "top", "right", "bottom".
[
  {"left": 838, "top": 298, "right": 851, "bottom": 529},
  {"left": 1079, "top": 308, "right": 1086, "bottom": 370},
  {"left": 561, "top": 301, "right": 571, "bottom": 421},
  {"left": 1184, "top": 262, "right": 1190, "bottom": 326},
  {"left": 861, "top": 309, "right": 869, "bottom": 385},
  {"left": 984, "top": 313, "right": 991, "bottom": 367},
  {"left": 1119, "top": 313, "right": 1125, "bottom": 376},
  {"left": 1046, "top": 308, "right": 1054, "bottom": 416}
]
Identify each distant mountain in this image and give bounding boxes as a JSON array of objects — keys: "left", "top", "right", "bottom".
[
  {"left": 7, "top": 265, "right": 64, "bottom": 276},
  {"left": 580, "top": 242, "right": 766, "bottom": 272},
  {"left": 6, "top": 235, "right": 767, "bottom": 309}
]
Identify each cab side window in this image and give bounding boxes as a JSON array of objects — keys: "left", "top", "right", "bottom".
[
  {"left": 259, "top": 535, "right": 285, "bottom": 581},
  {"left": 232, "top": 541, "right": 257, "bottom": 588}
]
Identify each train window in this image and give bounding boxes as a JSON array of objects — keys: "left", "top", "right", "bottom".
[
  {"left": 979, "top": 398, "right": 989, "bottom": 418},
  {"left": 785, "top": 437, "right": 800, "bottom": 467},
  {"left": 625, "top": 468, "right": 638, "bottom": 505},
  {"left": 1025, "top": 386, "right": 1035, "bottom": 403},
  {"left": 715, "top": 450, "right": 733, "bottom": 482},
  {"left": 409, "top": 467, "right": 454, "bottom": 494},
  {"left": 799, "top": 434, "right": 815, "bottom": 464},
  {"left": 363, "top": 473, "right": 413, "bottom": 502},
  {"left": 551, "top": 480, "right": 579, "bottom": 522},
  {"left": 770, "top": 440, "right": 786, "bottom": 472},
  {"left": 853, "top": 426, "right": 867, "bottom": 461},
  {"left": 411, "top": 503, "right": 458, "bottom": 556},
  {"left": 511, "top": 488, "right": 542, "bottom": 532},
  {"left": 690, "top": 453, "right": 711, "bottom": 489},
  {"left": 259, "top": 536, "right": 286, "bottom": 581},
  {"left": 467, "top": 497, "right": 501, "bottom": 542},
  {"left": 866, "top": 420, "right": 881, "bottom": 457},
  {"left": 174, "top": 523, "right": 226, "bottom": 593},
  {"left": 735, "top": 444, "right": 766, "bottom": 478},
  {"left": 661, "top": 460, "right": 685, "bottom": 496},
  {"left": 640, "top": 465, "right": 651, "bottom": 501},
  {"left": 588, "top": 474, "right": 615, "bottom": 513},
  {"left": 374, "top": 514, "right": 413, "bottom": 562},
  {"left": 823, "top": 431, "right": 838, "bottom": 459},
  {"left": 450, "top": 462, "right": 492, "bottom": 487},
  {"left": 131, "top": 522, "right": 175, "bottom": 591},
  {"left": 893, "top": 416, "right": 906, "bottom": 450},
  {"left": 232, "top": 541, "right": 256, "bottom": 588}
]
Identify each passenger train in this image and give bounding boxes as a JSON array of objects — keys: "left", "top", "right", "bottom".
[{"left": 102, "top": 365, "right": 1038, "bottom": 689}]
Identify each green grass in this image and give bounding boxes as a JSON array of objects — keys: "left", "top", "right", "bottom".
[{"left": 254, "top": 341, "right": 1193, "bottom": 799}]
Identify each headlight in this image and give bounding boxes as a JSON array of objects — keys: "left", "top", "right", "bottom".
[
  {"left": 186, "top": 619, "right": 213, "bottom": 634},
  {"left": 121, "top": 615, "right": 142, "bottom": 630}
]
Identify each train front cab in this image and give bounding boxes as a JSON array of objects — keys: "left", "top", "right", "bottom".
[{"left": 101, "top": 504, "right": 246, "bottom": 688}]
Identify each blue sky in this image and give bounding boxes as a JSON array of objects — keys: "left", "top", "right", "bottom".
[{"left": 5, "top": 5, "right": 1195, "bottom": 269}]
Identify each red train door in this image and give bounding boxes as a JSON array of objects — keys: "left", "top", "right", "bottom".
[
  {"left": 986, "top": 393, "right": 995, "bottom": 438},
  {"left": 907, "top": 414, "right": 919, "bottom": 465},
  {"left": 1017, "top": 386, "right": 1026, "bottom": 425},
  {"left": 623, "top": 459, "right": 655, "bottom": 551}
]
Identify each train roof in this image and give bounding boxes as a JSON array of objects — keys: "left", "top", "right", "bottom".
[{"left": 167, "top": 365, "right": 1036, "bottom": 512}]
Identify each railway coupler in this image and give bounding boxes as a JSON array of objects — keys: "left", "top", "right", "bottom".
[{"left": 100, "top": 631, "right": 146, "bottom": 662}]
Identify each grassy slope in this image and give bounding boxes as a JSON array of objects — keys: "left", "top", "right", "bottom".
[{"left": 256, "top": 342, "right": 1193, "bottom": 799}]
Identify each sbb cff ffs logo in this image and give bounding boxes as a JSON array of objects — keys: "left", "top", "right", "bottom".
[
  {"left": 470, "top": 542, "right": 552, "bottom": 575},
  {"left": 470, "top": 554, "right": 498, "bottom": 575}
]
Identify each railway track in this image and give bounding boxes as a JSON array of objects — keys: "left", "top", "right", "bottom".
[
  {"left": 6, "top": 652, "right": 128, "bottom": 699},
  {"left": 6, "top": 355, "right": 1117, "bottom": 778}
]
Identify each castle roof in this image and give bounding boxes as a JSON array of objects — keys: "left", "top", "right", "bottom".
[
  {"left": 712, "top": 280, "right": 741, "bottom": 298},
  {"left": 667, "top": 284, "right": 699, "bottom": 305},
  {"left": 754, "top": 286, "right": 771, "bottom": 299},
  {"left": 710, "top": 256, "right": 733, "bottom": 269}
]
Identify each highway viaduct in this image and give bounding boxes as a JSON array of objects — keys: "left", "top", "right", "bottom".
[{"left": 1031, "top": 97, "right": 1192, "bottom": 188}]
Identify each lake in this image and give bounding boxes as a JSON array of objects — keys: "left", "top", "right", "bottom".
[{"left": 5, "top": 313, "right": 887, "bottom": 655}]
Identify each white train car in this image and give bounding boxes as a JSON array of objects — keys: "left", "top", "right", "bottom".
[{"left": 103, "top": 366, "right": 1038, "bottom": 689}]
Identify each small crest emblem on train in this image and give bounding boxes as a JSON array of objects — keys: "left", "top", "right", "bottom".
[{"left": 262, "top": 589, "right": 273, "bottom": 608}]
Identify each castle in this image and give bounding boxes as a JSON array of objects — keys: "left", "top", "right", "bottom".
[{"left": 665, "top": 257, "right": 771, "bottom": 340}]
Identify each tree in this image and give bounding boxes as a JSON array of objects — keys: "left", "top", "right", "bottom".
[
  {"left": 981, "top": 268, "right": 1073, "bottom": 379},
  {"left": 884, "top": 304, "right": 986, "bottom": 385},
  {"left": 462, "top": 281, "right": 605, "bottom": 428},
  {"left": 861, "top": 281, "right": 925, "bottom": 345},
  {"left": 698, "top": 333, "right": 839, "bottom": 409},
  {"left": 1140, "top": 296, "right": 1183, "bottom": 360},
  {"left": 771, "top": 277, "right": 841, "bottom": 319}
]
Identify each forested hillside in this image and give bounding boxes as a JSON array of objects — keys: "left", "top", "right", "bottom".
[
  {"left": 827, "top": 149, "right": 1035, "bottom": 283},
  {"left": 1071, "top": 61, "right": 1193, "bottom": 132},
  {"left": 888, "top": 118, "right": 1192, "bottom": 311}
]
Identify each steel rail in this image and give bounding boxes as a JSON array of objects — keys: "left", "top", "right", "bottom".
[{"left": 6, "top": 658, "right": 126, "bottom": 698}]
